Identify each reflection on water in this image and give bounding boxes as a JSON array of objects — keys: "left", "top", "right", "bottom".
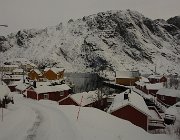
[
  {"left": 65, "top": 73, "right": 126, "bottom": 94},
  {"left": 65, "top": 73, "right": 99, "bottom": 93}
]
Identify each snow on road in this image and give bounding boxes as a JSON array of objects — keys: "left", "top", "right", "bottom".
[
  {"left": 0, "top": 94, "right": 80, "bottom": 140},
  {"left": 0, "top": 93, "right": 174, "bottom": 140}
]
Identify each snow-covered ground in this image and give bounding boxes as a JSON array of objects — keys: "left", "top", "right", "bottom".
[
  {"left": 165, "top": 102, "right": 180, "bottom": 139},
  {"left": 0, "top": 93, "right": 175, "bottom": 140}
]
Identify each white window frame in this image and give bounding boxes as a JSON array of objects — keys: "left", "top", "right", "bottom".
[
  {"left": 60, "top": 91, "right": 64, "bottom": 96},
  {"left": 161, "top": 95, "right": 165, "bottom": 100},
  {"left": 44, "top": 94, "right": 49, "bottom": 99}
]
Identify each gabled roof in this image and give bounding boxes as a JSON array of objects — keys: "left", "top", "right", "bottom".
[
  {"left": 44, "top": 67, "right": 65, "bottom": 74},
  {"left": 148, "top": 75, "right": 166, "bottom": 79},
  {"left": 16, "top": 82, "right": 31, "bottom": 91},
  {"left": 70, "top": 91, "right": 98, "bottom": 106},
  {"left": 157, "top": 88, "right": 180, "bottom": 98},
  {"left": 30, "top": 69, "right": 41, "bottom": 75},
  {"left": 108, "top": 90, "right": 151, "bottom": 117}
]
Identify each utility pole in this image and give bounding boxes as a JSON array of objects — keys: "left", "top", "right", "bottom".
[
  {"left": 0, "top": 24, "right": 8, "bottom": 122},
  {"left": 155, "top": 65, "right": 157, "bottom": 75}
]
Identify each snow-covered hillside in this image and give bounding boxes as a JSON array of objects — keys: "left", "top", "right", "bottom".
[
  {"left": 0, "top": 93, "right": 174, "bottom": 140},
  {"left": 0, "top": 10, "right": 180, "bottom": 74}
]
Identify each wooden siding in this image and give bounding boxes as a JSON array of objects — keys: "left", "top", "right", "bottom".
[
  {"left": 38, "top": 91, "right": 69, "bottom": 101},
  {"left": 27, "top": 90, "right": 37, "bottom": 100},
  {"left": 148, "top": 76, "right": 167, "bottom": 84},
  {"left": 59, "top": 96, "right": 108, "bottom": 110},
  {"left": 42, "top": 70, "right": 58, "bottom": 80},
  {"left": 59, "top": 97, "right": 79, "bottom": 106},
  {"left": 28, "top": 70, "right": 40, "bottom": 80},
  {"left": 157, "top": 94, "right": 177, "bottom": 106},
  {"left": 8, "top": 85, "right": 17, "bottom": 92},
  {"left": 116, "top": 77, "right": 140, "bottom": 86},
  {"left": 111, "top": 105, "right": 148, "bottom": 131}
]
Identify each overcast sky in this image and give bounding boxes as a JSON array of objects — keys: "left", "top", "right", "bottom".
[{"left": 0, "top": 0, "right": 180, "bottom": 35}]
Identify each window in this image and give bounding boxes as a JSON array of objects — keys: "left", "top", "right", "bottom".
[
  {"left": 60, "top": 91, "right": 64, "bottom": 96},
  {"left": 161, "top": 95, "right": 165, "bottom": 100},
  {"left": 44, "top": 94, "right": 49, "bottom": 99}
]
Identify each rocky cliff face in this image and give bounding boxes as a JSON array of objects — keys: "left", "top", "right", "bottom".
[{"left": 0, "top": 10, "right": 180, "bottom": 74}]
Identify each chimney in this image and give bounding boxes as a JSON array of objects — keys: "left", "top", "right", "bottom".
[
  {"left": 124, "top": 92, "right": 129, "bottom": 100},
  {"left": 33, "top": 81, "right": 37, "bottom": 88}
]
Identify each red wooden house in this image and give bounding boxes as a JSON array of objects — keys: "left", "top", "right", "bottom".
[
  {"left": 135, "top": 82, "right": 163, "bottom": 96},
  {"left": 156, "top": 88, "right": 180, "bottom": 106},
  {"left": 108, "top": 90, "right": 165, "bottom": 131},
  {"left": 8, "top": 85, "right": 17, "bottom": 92},
  {"left": 26, "top": 82, "right": 71, "bottom": 102},
  {"left": 148, "top": 75, "right": 167, "bottom": 84},
  {"left": 8, "top": 80, "right": 29, "bottom": 92},
  {"left": 59, "top": 91, "right": 107, "bottom": 110},
  {"left": 135, "top": 76, "right": 149, "bottom": 90},
  {"left": 143, "top": 83, "right": 163, "bottom": 96}
]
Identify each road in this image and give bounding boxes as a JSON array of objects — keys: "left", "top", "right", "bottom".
[{"left": 0, "top": 94, "right": 81, "bottom": 140}]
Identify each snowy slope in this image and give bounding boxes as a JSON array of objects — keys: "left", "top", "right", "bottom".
[
  {"left": 0, "top": 93, "right": 174, "bottom": 140},
  {"left": 0, "top": 10, "right": 180, "bottom": 74}
]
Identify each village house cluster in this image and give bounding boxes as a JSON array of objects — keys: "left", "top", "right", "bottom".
[{"left": 0, "top": 60, "right": 180, "bottom": 134}]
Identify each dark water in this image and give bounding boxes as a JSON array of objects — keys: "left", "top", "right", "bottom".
[{"left": 64, "top": 73, "right": 125, "bottom": 94}]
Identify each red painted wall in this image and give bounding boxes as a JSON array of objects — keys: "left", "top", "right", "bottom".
[
  {"left": 59, "top": 96, "right": 107, "bottom": 110},
  {"left": 157, "top": 94, "right": 177, "bottom": 106},
  {"left": 111, "top": 105, "right": 148, "bottom": 131},
  {"left": 38, "top": 91, "right": 69, "bottom": 101},
  {"left": 59, "top": 97, "right": 79, "bottom": 106},
  {"left": 27, "top": 90, "right": 37, "bottom": 100},
  {"left": 149, "top": 90, "right": 158, "bottom": 96},
  {"left": 148, "top": 77, "right": 167, "bottom": 84},
  {"left": 8, "top": 85, "right": 16, "bottom": 92}
]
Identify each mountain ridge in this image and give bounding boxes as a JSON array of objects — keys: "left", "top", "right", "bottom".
[{"left": 0, "top": 9, "right": 180, "bottom": 75}]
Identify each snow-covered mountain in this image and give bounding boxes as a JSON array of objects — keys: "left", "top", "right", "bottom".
[{"left": 0, "top": 10, "right": 180, "bottom": 74}]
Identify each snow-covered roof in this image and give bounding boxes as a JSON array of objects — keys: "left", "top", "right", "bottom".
[
  {"left": 16, "top": 82, "right": 30, "bottom": 91},
  {"left": 156, "top": 88, "right": 180, "bottom": 98},
  {"left": 32, "top": 83, "right": 70, "bottom": 94},
  {"left": 29, "top": 63, "right": 37, "bottom": 67},
  {"left": 0, "top": 83, "right": 10, "bottom": 99},
  {"left": 44, "top": 67, "right": 65, "bottom": 74},
  {"left": 135, "top": 81, "right": 146, "bottom": 86},
  {"left": 8, "top": 80, "right": 21, "bottom": 86},
  {"left": 70, "top": 91, "right": 98, "bottom": 106},
  {"left": 116, "top": 71, "right": 140, "bottom": 78},
  {"left": 145, "top": 83, "right": 163, "bottom": 90},
  {"left": 148, "top": 75, "right": 166, "bottom": 79},
  {"left": 13, "top": 68, "right": 24, "bottom": 73},
  {"left": 30, "top": 69, "right": 41, "bottom": 75},
  {"left": 3, "top": 65, "right": 19, "bottom": 68},
  {"left": 140, "top": 76, "right": 149, "bottom": 83},
  {"left": 2, "top": 75, "right": 25, "bottom": 80},
  {"left": 148, "top": 107, "right": 162, "bottom": 120},
  {"left": 165, "top": 102, "right": 180, "bottom": 117},
  {"left": 108, "top": 89, "right": 151, "bottom": 117}
]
